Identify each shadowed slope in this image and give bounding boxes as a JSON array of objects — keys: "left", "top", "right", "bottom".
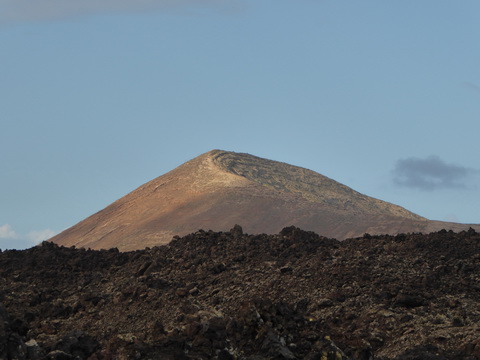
[
  {"left": 211, "top": 151, "right": 423, "bottom": 220},
  {"left": 50, "top": 150, "right": 480, "bottom": 250}
]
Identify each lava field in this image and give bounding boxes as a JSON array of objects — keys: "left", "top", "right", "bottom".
[{"left": 1, "top": 226, "right": 479, "bottom": 359}]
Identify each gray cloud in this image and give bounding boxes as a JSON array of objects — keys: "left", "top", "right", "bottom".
[
  {"left": 392, "top": 155, "right": 476, "bottom": 191},
  {"left": 0, "top": 0, "right": 241, "bottom": 24}
]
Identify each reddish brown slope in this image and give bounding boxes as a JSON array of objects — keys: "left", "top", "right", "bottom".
[{"left": 50, "top": 150, "right": 480, "bottom": 251}]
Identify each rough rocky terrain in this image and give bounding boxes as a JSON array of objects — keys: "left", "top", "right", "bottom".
[
  {"left": 49, "top": 150, "right": 480, "bottom": 251},
  {"left": 1, "top": 226, "right": 480, "bottom": 359}
]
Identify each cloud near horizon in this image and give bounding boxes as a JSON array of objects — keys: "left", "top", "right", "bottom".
[
  {"left": 0, "top": 224, "right": 18, "bottom": 239},
  {"left": 0, "top": 224, "right": 58, "bottom": 250},
  {"left": 0, "top": 0, "right": 241, "bottom": 24},
  {"left": 392, "top": 155, "right": 477, "bottom": 191},
  {"left": 27, "top": 229, "right": 58, "bottom": 244}
]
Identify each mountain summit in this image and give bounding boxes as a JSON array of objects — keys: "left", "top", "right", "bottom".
[{"left": 50, "top": 150, "right": 479, "bottom": 251}]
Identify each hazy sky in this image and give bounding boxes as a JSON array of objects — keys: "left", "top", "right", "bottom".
[{"left": 1, "top": 0, "right": 479, "bottom": 249}]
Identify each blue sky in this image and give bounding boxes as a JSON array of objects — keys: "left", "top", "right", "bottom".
[{"left": 1, "top": 0, "right": 479, "bottom": 249}]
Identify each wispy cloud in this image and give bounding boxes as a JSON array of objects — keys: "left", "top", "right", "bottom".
[
  {"left": 0, "top": 0, "right": 242, "bottom": 24},
  {"left": 0, "top": 224, "right": 17, "bottom": 239},
  {"left": 0, "top": 225, "right": 58, "bottom": 250},
  {"left": 26, "top": 229, "right": 58, "bottom": 244},
  {"left": 392, "top": 155, "right": 477, "bottom": 191},
  {"left": 462, "top": 82, "right": 480, "bottom": 94}
]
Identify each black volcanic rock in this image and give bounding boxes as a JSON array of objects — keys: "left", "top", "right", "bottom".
[{"left": 1, "top": 228, "right": 480, "bottom": 359}]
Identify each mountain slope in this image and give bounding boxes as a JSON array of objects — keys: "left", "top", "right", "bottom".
[{"left": 50, "top": 150, "right": 480, "bottom": 251}]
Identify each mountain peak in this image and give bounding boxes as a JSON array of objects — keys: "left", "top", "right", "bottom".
[{"left": 50, "top": 150, "right": 479, "bottom": 251}]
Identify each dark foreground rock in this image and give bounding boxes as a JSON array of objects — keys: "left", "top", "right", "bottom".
[{"left": 0, "top": 226, "right": 479, "bottom": 359}]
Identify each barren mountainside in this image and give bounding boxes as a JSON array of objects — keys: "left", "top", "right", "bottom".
[
  {"left": 210, "top": 151, "right": 422, "bottom": 220},
  {"left": 50, "top": 150, "right": 480, "bottom": 251}
]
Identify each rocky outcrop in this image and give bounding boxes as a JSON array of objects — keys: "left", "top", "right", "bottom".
[
  {"left": 1, "top": 227, "right": 480, "bottom": 359},
  {"left": 0, "top": 302, "right": 29, "bottom": 360}
]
